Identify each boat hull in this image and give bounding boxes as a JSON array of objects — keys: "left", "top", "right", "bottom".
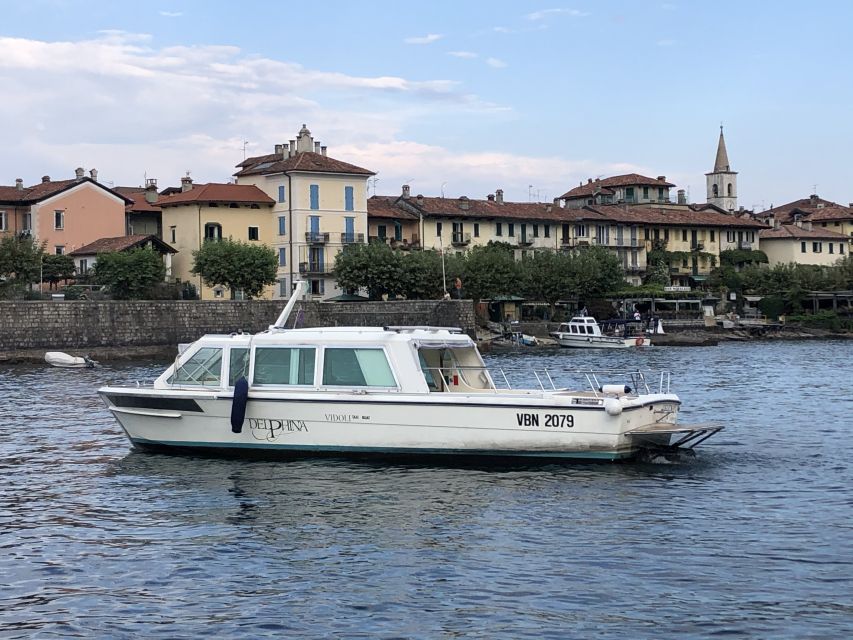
[
  {"left": 99, "top": 388, "right": 680, "bottom": 462},
  {"left": 554, "top": 336, "right": 652, "bottom": 349}
]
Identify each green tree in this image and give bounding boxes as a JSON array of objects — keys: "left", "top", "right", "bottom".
[
  {"left": 333, "top": 242, "right": 405, "bottom": 300},
  {"left": 457, "top": 243, "right": 520, "bottom": 302},
  {"left": 567, "top": 246, "right": 625, "bottom": 298},
  {"left": 42, "top": 254, "right": 76, "bottom": 290},
  {"left": 401, "top": 250, "right": 445, "bottom": 299},
  {"left": 192, "top": 239, "right": 277, "bottom": 299},
  {"left": 0, "top": 235, "right": 45, "bottom": 297},
  {"left": 519, "top": 250, "right": 571, "bottom": 316},
  {"left": 644, "top": 260, "right": 671, "bottom": 287},
  {"left": 93, "top": 248, "right": 167, "bottom": 299}
]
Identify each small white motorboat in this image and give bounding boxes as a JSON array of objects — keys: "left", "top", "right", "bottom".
[
  {"left": 550, "top": 317, "right": 653, "bottom": 349},
  {"left": 45, "top": 352, "right": 99, "bottom": 368},
  {"left": 97, "top": 283, "right": 720, "bottom": 462}
]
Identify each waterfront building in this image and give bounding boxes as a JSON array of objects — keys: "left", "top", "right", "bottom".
[
  {"left": 367, "top": 192, "right": 420, "bottom": 249},
  {"left": 758, "top": 222, "right": 847, "bottom": 266},
  {"left": 0, "top": 169, "right": 130, "bottom": 257},
  {"left": 234, "top": 125, "right": 375, "bottom": 299},
  {"left": 562, "top": 203, "right": 766, "bottom": 287},
  {"left": 156, "top": 178, "right": 275, "bottom": 300},
  {"left": 69, "top": 234, "right": 177, "bottom": 280},
  {"left": 706, "top": 127, "right": 738, "bottom": 212},
  {"left": 369, "top": 186, "right": 565, "bottom": 258},
  {"left": 754, "top": 195, "right": 853, "bottom": 249},
  {"left": 558, "top": 174, "right": 675, "bottom": 209}
]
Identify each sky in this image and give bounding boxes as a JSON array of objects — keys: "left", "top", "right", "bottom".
[{"left": 1, "top": 0, "right": 852, "bottom": 210}]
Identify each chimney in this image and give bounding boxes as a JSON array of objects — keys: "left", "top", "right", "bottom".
[
  {"left": 553, "top": 197, "right": 561, "bottom": 208},
  {"left": 180, "top": 175, "right": 193, "bottom": 192},
  {"left": 89, "top": 168, "right": 98, "bottom": 182},
  {"left": 677, "top": 189, "right": 686, "bottom": 204},
  {"left": 314, "top": 142, "right": 321, "bottom": 154},
  {"left": 487, "top": 194, "right": 495, "bottom": 202},
  {"left": 289, "top": 139, "right": 296, "bottom": 157},
  {"left": 274, "top": 143, "right": 283, "bottom": 155},
  {"left": 810, "top": 194, "right": 818, "bottom": 205},
  {"left": 402, "top": 184, "right": 411, "bottom": 198},
  {"left": 587, "top": 178, "right": 592, "bottom": 184},
  {"left": 42, "top": 175, "right": 51, "bottom": 183},
  {"left": 495, "top": 189, "right": 504, "bottom": 205},
  {"left": 657, "top": 176, "right": 666, "bottom": 181},
  {"left": 75, "top": 167, "right": 85, "bottom": 180},
  {"left": 459, "top": 196, "right": 469, "bottom": 210},
  {"left": 320, "top": 146, "right": 327, "bottom": 156},
  {"left": 416, "top": 194, "right": 424, "bottom": 206},
  {"left": 144, "top": 181, "right": 158, "bottom": 204},
  {"left": 15, "top": 178, "right": 23, "bottom": 191}
]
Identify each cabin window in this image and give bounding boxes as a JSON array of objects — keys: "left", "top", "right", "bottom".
[
  {"left": 254, "top": 347, "right": 316, "bottom": 385},
  {"left": 171, "top": 347, "right": 223, "bottom": 386},
  {"left": 228, "top": 348, "right": 250, "bottom": 386},
  {"left": 322, "top": 348, "right": 396, "bottom": 387}
]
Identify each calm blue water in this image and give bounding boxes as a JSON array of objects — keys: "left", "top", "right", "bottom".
[{"left": 1, "top": 340, "right": 852, "bottom": 638}]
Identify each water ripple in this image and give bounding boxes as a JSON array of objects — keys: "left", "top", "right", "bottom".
[{"left": 0, "top": 340, "right": 851, "bottom": 638}]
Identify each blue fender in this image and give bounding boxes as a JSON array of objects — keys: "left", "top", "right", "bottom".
[{"left": 231, "top": 377, "right": 249, "bottom": 433}]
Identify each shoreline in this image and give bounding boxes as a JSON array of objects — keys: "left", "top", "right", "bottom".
[{"left": 1, "top": 326, "right": 850, "bottom": 364}]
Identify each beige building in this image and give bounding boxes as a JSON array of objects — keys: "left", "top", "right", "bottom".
[
  {"left": 559, "top": 174, "right": 675, "bottom": 209},
  {"left": 759, "top": 223, "right": 847, "bottom": 266},
  {"left": 369, "top": 186, "right": 566, "bottom": 258},
  {"left": 157, "top": 179, "right": 275, "bottom": 299},
  {"left": 235, "top": 125, "right": 374, "bottom": 299},
  {"left": 755, "top": 195, "right": 853, "bottom": 251}
]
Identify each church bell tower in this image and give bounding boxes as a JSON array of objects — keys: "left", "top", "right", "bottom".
[{"left": 706, "top": 126, "right": 738, "bottom": 211}]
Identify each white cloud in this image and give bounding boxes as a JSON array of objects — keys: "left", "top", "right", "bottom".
[
  {"left": 403, "top": 33, "right": 443, "bottom": 45},
  {"left": 526, "top": 8, "right": 589, "bottom": 21},
  {"left": 486, "top": 57, "right": 508, "bottom": 69},
  {"left": 0, "top": 32, "right": 510, "bottom": 188},
  {"left": 448, "top": 51, "right": 478, "bottom": 59},
  {"left": 159, "top": 11, "right": 183, "bottom": 17}
]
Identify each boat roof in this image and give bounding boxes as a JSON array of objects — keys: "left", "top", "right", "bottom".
[{"left": 194, "top": 326, "right": 475, "bottom": 348}]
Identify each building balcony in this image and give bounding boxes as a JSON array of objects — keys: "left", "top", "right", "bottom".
[
  {"left": 517, "top": 237, "right": 534, "bottom": 247},
  {"left": 614, "top": 238, "right": 640, "bottom": 248},
  {"left": 451, "top": 232, "right": 471, "bottom": 246},
  {"left": 305, "top": 232, "right": 329, "bottom": 244},
  {"left": 299, "top": 261, "right": 331, "bottom": 276},
  {"left": 340, "top": 232, "right": 365, "bottom": 244},
  {"left": 738, "top": 241, "right": 752, "bottom": 250},
  {"left": 691, "top": 242, "right": 705, "bottom": 251}
]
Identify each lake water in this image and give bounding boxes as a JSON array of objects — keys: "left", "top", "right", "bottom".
[{"left": 1, "top": 340, "right": 852, "bottom": 638}]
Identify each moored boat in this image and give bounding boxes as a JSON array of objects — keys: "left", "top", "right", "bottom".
[
  {"left": 550, "top": 317, "right": 653, "bottom": 349},
  {"left": 45, "top": 352, "right": 99, "bottom": 368},
  {"left": 98, "top": 284, "right": 720, "bottom": 462}
]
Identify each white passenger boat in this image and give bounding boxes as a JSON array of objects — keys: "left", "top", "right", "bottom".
[
  {"left": 98, "top": 284, "right": 720, "bottom": 461},
  {"left": 550, "top": 317, "right": 652, "bottom": 349}
]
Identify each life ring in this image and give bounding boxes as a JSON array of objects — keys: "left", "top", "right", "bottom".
[{"left": 635, "top": 337, "right": 645, "bottom": 346}]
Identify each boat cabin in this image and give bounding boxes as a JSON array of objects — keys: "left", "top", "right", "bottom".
[
  {"left": 155, "top": 327, "right": 497, "bottom": 395},
  {"left": 555, "top": 317, "right": 603, "bottom": 337}
]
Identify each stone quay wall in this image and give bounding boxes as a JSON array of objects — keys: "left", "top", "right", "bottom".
[{"left": 0, "top": 299, "right": 476, "bottom": 352}]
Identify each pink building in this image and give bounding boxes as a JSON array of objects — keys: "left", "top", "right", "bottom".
[{"left": 0, "top": 168, "right": 131, "bottom": 255}]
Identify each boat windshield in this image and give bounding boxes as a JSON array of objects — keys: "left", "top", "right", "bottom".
[
  {"left": 417, "top": 346, "right": 494, "bottom": 393},
  {"left": 169, "top": 347, "right": 223, "bottom": 387}
]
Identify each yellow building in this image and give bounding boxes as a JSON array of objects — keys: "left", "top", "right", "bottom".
[
  {"left": 755, "top": 195, "right": 853, "bottom": 255},
  {"left": 759, "top": 223, "right": 848, "bottom": 266},
  {"left": 157, "top": 178, "right": 275, "bottom": 299},
  {"left": 235, "top": 125, "right": 374, "bottom": 299}
]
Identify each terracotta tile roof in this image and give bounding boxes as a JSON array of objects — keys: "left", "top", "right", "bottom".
[
  {"left": 69, "top": 234, "right": 177, "bottom": 256},
  {"left": 235, "top": 151, "right": 374, "bottom": 177},
  {"left": 367, "top": 196, "right": 419, "bottom": 220},
  {"left": 396, "top": 194, "right": 567, "bottom": 222},
  {"left": 755, "top": 196, "right": 853, "bottom": 224},
  {"left": 0, "top": 177, "right": 133, "bottom": 205},
  {"left": 581, "top": 204, "right": 767, "bottom": 228},
  {"left": 560, "top": 173, "right": 675, "bottom": 199},
  {"left": 758, "top": 225, "right": 849, "bottom": 240},
  {"left": 156, "top": 183, "right": 275, "bottom": 207},
  {"left": 114, "top": 186, "right": 162, "bottom": 213}
]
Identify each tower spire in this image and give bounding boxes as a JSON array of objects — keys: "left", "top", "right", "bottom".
[{"left": 714, "top": 125, "right": 731, "bottom": 172}]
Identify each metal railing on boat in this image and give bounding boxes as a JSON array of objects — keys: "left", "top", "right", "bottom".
[{"left": 421, "top": 366, "right": 672, "bottom": 395}]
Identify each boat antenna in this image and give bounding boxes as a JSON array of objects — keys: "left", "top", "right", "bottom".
[{"left": 271, "top": 280, "right": 308, "bottom": 331}]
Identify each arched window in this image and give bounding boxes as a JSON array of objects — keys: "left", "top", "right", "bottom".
[
  {"left": 712, "top": 184, "right": 719, "bottom": 198},
  {"left": 727, "top": 183, "right": 733, "bottom": 197},
  {"left": 204, "top": 223, "right": 222, "bottom": 242}
]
